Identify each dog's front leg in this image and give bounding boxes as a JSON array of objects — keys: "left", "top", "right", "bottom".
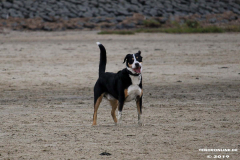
[
  {"left": 136, "top": 95, "right": 143, "bottom": 126},
  {"left": 117, "top": 89, "right": 126, "bottom": 125},
  {"left": 115, "top": 82, "right": 127, "bottom": 125},
  {"left": 117, "top": 100, "right": 124, "bottom": 125}
]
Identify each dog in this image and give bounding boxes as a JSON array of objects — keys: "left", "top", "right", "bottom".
[{"left": 92, "top": 42, "right": 143, "bottom": 126}]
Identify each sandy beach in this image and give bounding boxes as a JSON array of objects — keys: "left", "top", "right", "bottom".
[{"left": 0, "top": 31, "right": 239, "bottom": 159}]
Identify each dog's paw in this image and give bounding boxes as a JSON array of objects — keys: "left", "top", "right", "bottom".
[
  {"left": 138, "top": 121, "right": 143, "bottom": 126},
  {"left": 116, "top": 121, "right": 123, "bottom": 127}
]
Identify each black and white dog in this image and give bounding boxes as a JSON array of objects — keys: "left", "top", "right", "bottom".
[{"left": 93, "top": 42, "right": 143, "bottom": 126}]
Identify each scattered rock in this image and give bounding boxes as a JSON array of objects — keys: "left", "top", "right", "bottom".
[
  {"left": 160, "top": 17, "right": 168, "bottom": 24},
  {"left": 100, "top": 152, "right": 111, "bottom": 156},
  {"left": 209, "top": 18, "right": 217, "bottom": 23},
  {"left": 115, "top": 23, "right": 124, "bottom": 30},
  {"left": 83, "top": 23, "right": 95, "bottom": 29},
  {"left": 2, "top": 2, "right": 12, "bottom": 9},
  {"left": 115, "top": 16, "right": 125, "bottom": 22},
  {"left": 122, "top": 22, "right": 135, "bottom": 29},
  {"left": 220, "top": 67, "right": 228, "bottom": 69}
]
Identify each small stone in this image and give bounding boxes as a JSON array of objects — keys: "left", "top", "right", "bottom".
[
  {"left": 83, "top": 23, "right": 95, "bottom": 29},
  {"left": 209, "top": 18, "right": 217, "bottom": 23},
  {"left": 100, "top": 152, "right": 111, "bottom": 156},
  {"left": 2, "top": 2, "right": 12, "bottom": 9},
  {"left": 123, "top": 22, "right": 135, "bottom": 29},
  {"left": 1, "top": 13, "right": 9, "bottom": 19},
  {"left": 116, "top": 16, "right": 125, "bottom": 22}
]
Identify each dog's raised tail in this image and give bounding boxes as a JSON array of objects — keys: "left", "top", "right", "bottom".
[{"left": 96, "top": 42, "right": 106, "bottom": 77}]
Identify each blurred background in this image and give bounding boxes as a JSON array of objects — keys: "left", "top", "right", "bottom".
[{"left": 0, "top": 0, "right": 239, "bottom": 32}]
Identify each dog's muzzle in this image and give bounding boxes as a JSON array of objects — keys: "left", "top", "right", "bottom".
[{"left": 133, "top": 63, "right": 141, "bottom": 74}]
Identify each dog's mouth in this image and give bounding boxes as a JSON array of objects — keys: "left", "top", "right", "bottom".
[{"left": 133, "top": 67, "right": 141, "bottom": 74}]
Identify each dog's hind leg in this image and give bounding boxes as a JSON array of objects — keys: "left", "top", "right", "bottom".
[
  {"left": 109, "top": 99, "right": 118, "bottom": 125},
  {"left": 93, "top": 85, "right": 104, "bottom": 126},
  {"left": 93, "top": 94, "right": 103, "bottom": 126}
]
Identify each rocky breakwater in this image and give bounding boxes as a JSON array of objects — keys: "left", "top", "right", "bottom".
[{"left": 0, "top": 0, "right": 240, "bottom": 31}]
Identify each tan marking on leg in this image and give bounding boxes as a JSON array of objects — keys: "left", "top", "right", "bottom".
[
  {"left": 92, "top": 94, "right": 104, "bottom": 126},
  {"left": 124, "top": 89, "right": 128, "bottom": 98},
  {"left": 136, "top": 98, "right": 141, "bottom": 114},
  {"left": 140, "top": 89, "right": 143, "bottom": 98},
  {"left": 110, "top": 99, "right": 118, "bottom": 123}
]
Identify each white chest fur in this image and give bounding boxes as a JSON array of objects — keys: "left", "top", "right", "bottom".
[
  {"left": 130, "top": 74, "right": 141, "bottom": 85},
  {"left": 125, "top": 75, "right": 142, "bottom": 102}
]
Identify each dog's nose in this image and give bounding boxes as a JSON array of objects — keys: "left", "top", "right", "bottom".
[{"left": 135, "top": 63, "right": 140, "bottom": 68}]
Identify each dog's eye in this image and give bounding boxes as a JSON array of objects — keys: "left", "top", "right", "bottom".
[{"left": 136, "top": 57, "right": 138, "bottom": 59}]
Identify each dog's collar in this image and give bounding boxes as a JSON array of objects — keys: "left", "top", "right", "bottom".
[{"left": 126, "top": 68, "right": 141, "bottom": 76}]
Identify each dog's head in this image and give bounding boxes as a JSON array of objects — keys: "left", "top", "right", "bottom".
[{"left": 123, "top": 51, "right": 142, "bottom": 74}]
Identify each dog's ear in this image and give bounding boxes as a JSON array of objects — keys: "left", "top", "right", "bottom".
[
  {"left": 138, "top": 51, "right": 141, "bottom": 55},
  {"left": 123, "top": 54, "right": 130, "bottom": 64}
]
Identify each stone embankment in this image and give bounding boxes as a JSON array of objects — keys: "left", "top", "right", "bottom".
[{"left": 0, "top": 0, "right": 239, "bottom": 31}]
